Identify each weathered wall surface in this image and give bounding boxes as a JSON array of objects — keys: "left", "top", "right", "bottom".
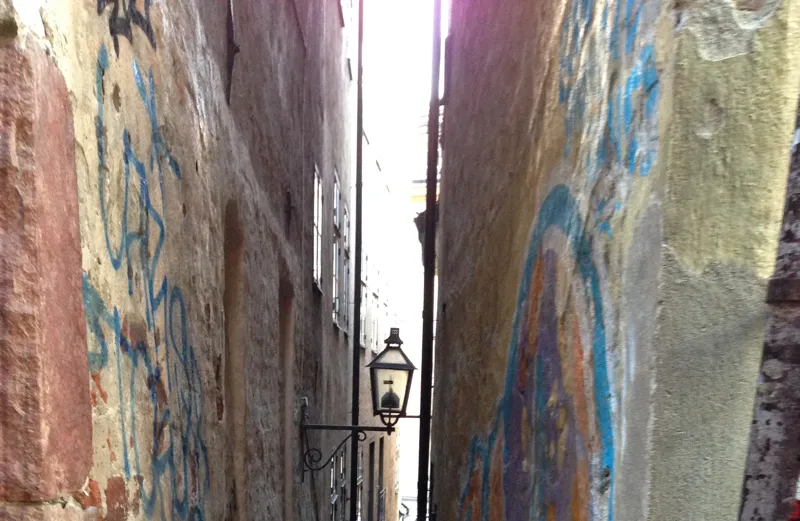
[
  {"left": 431, "top": 0, "right": 800, "bottom": 520},
  {"left": 0, "top": 0, "right": 398, "bottom": 520},
  {"left": 737, "top": 102, "right": 800, "bottom": 521}
]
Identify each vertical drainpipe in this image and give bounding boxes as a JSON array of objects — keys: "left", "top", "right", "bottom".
[
  {"left": 350, "top": 0, "right": 366, "bottom": 517},
  {"left": 417, "top": 0, "right": 442, "bottom": 518}
]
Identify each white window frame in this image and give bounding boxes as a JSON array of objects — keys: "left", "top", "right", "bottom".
[
  {"left": 343, "top": 207, "right": 350, "bottom": 252},
  {"left": 341, "top": 205, "right": 351, "bottom": 332},
  {"left": 362, "top": 250, "right": 368, "bottom": 285},
  {"left": 356, "top": 445, "right": 363, "bottom": 521},
  {"left": 339, "top": 448, "right": 347, "bottom": 521},
  {"left": 333, "top": 171, "right": 341, "bottom": 232},
  {"left": 343, "top": 252, "right": 350, "bottom": 333},
  {"left": 332, "top": 171, "right": 343, "bottom": 325},
  {"left": 360, "top": 282, "right": 367, "bottom": 348},
  {"left": 333, "top": 243, "right": 340, "bottom": 324},
  {"left": 331, "top": 447, "right": 346, "bottom": 521},
  {"left": 313, "top": 164, "right": 323, "bottom": 289},
  {"left": 371, "top": 292, "right": 380, "bottom": 352}
]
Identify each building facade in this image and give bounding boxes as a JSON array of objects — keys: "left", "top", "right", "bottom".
[
  {"left": 431, "top": 2, "right": 800, "bottom": 521},
  {"left": 0, "top": 1, "right": 398, "bottom": 521}
]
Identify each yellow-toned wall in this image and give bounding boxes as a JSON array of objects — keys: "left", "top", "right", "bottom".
[{"left": 431, "top": 0, "right": 800, "bottom": 520}]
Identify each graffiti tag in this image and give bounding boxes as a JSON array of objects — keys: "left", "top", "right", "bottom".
[
  {"left": 84, "top": 44, "right": 208, "bottom": 521},
  {"left": 97, "top": 0, "right": 157, "bottom": 56}
]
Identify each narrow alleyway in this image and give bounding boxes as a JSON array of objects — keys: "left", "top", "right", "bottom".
[{"left": 2, "top": 1, "right": 800, "bottom": 521}]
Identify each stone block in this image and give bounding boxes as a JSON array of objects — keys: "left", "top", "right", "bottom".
[{"left": 0, "top": 41, "right": 90, "bottom": 501}]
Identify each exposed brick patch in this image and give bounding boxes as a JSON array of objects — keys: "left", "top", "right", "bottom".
[
  {"left": 104, "top": 477, "right": 127, "bottom": 521},
  {"left": 132, "top": 476, "right": 142, "bottom": 515},
  {"left": 0, "top": 40, "right": 90, "bottom": 501},
  {"left": 73, "top": 479, "right": 102, "bottom": 513},
  {"left": 91, "top": 374, "right": 108, "bottom": 404}
]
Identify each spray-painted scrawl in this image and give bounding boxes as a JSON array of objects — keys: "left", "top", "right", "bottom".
[
  {"left": 97, "top": 0, "right": 157, "bottom": 56},
  {"left": 457, "top": 0, "right": 660, "bottom": 518},
  {"left": 82, "top": 43, "right": 209, "bottom": 521},
  {"left": 559, "top": 0, "right": 659, "bottom": 236},
  {"left": 458, "top": 186, "right": 614, "bottom": 521}
]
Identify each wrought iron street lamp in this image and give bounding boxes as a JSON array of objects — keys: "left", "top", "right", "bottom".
[
  {"left": 300, "top": 328, "right": 416, "bottom": 480},
  {"left": 368, "top": 328, "right": 415, "bottom": 428}
]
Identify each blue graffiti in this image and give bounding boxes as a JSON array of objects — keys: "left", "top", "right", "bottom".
[
  {"left": 459, "top": 0, "right": 660, "bottom": 518},
  {"left": 558, "top": 0, "right": 660, "bottom": 230},
  {"left": 558, "top": 0, "right": 595, "bottom": 158},
  {"left": 602, "top": 41, "right": 658, "bottom": 179},
  {"left": 459, "top": 409, "right": 500, "bottom": 521},
  {"left": 457, "top": 185, "right": 614, "bottom": 521},
  {"left": 85, "top": 44, "right": 208, "bottom": 521}
]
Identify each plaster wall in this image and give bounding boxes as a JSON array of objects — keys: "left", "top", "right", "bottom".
[
  {"left": 0, "top": 0, "right": 398, "bottom": 520},
  {"left": 430, "top": 0, "right": 800, "bottom": 520},
  {"left": 737, "top": 103, "right": 800, "bottom": 521}
]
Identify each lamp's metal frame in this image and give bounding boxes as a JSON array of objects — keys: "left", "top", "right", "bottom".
[{"left": 299, "top": 401, "right": 399, "bottom": 482}]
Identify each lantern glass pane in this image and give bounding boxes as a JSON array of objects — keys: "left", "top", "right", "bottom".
[
  {"left": 374, "top": 347, "right": 407, "bottom": 366},
  {"left": 373, "top": 367, "right": 409, "bottom": 413}
]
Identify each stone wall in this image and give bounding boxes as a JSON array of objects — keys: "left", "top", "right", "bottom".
[
  {"left": 431, "top": 0, "right": 800, "bottom": 520},
  {"left": 0, "top": 1, "right": 397, "bottom": 520}
]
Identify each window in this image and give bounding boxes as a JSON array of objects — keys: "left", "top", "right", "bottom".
[
  {"left": 343, "top": 207, "right": 350, "bottom": 252},
  {"left": 356, "top": 446, "right": 364, "bottom": 521},
  {"left": 394, "top": 444, "right": 400, "bottom": 494},
  {"left": 331, "top": 447, "right": 347, "bottom": 521},
  {"left": 333, "top": 244, "right": 340, "bottom": 324},
  {"left": 344, "top": 18, "right": 353, "bottom": 80},
  {"left": 343, "top": 253, "right": 351, "bottom": 333},
  {"left": 342, "top": 206, "right": 351, "bottom": 332},
  {"left": 378, "top": 438, "right": 386, "bottom": 521},
  {"left": 338, "top": 0, "right": 351, "bottom": 27},
  {"left": 332, "top": 171, "right": 343, "bottom": 326},
  {"left": 368, "top": 442, "right": 376, "bottom": 521},
  {"left": 360, "top": 282, "right": 368, "bottom": 348},
  {"left": 372, "top": 293, "right": 380, "bottom": 352},
  {"left": 339, "top": 0, "right": 355, "bottom": 80},
  {"left": 313, "top": 164, "right": 323, "bottom": 288},
  {"left": 330, "top": 462, "right": 338, "bottom": 521},
  {"left": 383, "top": 302, "right": 389, "bottom": 337},
  {"left": 378, "top": 438, "right": 384, "bottom": 489},
  {"left": 339, "top": 448, "right": 347, "bottom": 521},
  {"left": 333, "top": 171, "right": 341, "bottom": 232}
]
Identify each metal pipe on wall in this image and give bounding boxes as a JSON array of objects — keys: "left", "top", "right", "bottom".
[
  {"left": 350, "top": 0, "right": 366, "bottom": 517},
  {"left": 417, "top": 0, "right": 442, "bottom": 517}
]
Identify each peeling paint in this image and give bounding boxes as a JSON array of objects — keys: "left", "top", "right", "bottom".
[{"left": 684, "top": 0, "right": 780, "bottom": 61}]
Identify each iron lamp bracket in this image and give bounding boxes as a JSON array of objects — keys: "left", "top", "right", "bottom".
[{"left": 299, "top": 400, "right": 397, "bottom": 481}]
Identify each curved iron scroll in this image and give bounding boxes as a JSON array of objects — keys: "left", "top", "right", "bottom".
[
  {"left": 298, "top": 400, "right": 395, "bottom": 482},
  {"left": 303, "top": 429, "right": 368, "bottom": 475}
]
